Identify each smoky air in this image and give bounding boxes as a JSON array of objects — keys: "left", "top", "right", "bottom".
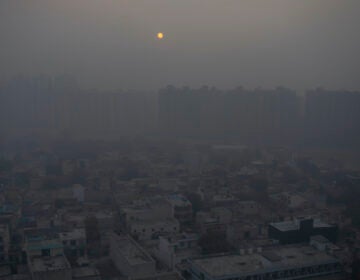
[{"left": 0, "top": 1, "right": 359, "bottom": 280}]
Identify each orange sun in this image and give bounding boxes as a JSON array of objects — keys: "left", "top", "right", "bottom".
[{"left": 157, "top": 32, "right": 164, "bottom": 40}]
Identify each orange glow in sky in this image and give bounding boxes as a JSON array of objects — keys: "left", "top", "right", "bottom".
[{"left": 157, "top": 32, "right": 164, "bottom": 39}]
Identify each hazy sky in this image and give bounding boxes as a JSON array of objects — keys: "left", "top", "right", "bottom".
[{"left": 1, "top": 0, "right": 359, "bottom": 91}]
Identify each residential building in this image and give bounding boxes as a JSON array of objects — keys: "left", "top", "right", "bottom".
[
  {"left": 155, "top": 232, "right": 200, "bottom": 269},
  {"left": 110, "top": 233, "right": 156, "bottom": 279},
  {"left": 269, "top": 217, "right": 338, "bottom": 244},
  {"left": 187, "top": 244, "right": 344, "bottom": 280}
]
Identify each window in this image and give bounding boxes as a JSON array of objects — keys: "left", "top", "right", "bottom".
[
  {"left": 244, "top": 231, "right": 250, "bottom": 239},
  {"left": 41, "top": 249, "right": 50, "bottom": 257}
]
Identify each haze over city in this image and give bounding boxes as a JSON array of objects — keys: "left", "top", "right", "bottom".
[
  {"left": 1, "top": 0, "right": 360, "bottom": 90},
  {"left": 1, "top": 1, "right": 360, "bottom": 280}
]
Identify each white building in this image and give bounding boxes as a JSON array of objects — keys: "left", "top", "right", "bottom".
[
  {"left": 73, "top": 184, "right": 85, "bottom": 203},
  {"left": 25, "top": 235, "right": 72, "bottom": 280},
  {"left": 121, "top": 197, "right": 180, "bottom": 240},
  {"left": 29, "top": 255, "right": 72, "bottom": 280},
  {"left": 121, "top": 198, "right": 173, "bottom": 229},
  {"left": 167, "top": 194, "right": 193, "bottom": 225},
  {"left": 155, "top": 233, "right": 200, "bottom": 269},
  {"left": 187, "top": 244, "right": 344, "bottom": 280},
  {"left": 110, "top": 233, "right": 156, "bottom": 279}
]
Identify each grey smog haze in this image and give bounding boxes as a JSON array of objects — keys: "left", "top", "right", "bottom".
[
  {"left": 1, "top": 0, "right": 360, "bottom": 91},
  {"left": 2, "top": 2, "right": 360, "bottom": 280}
]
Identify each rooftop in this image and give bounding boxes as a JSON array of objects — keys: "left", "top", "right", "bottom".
[
  {"left": 189, "top": 245, "right": 339, "bottom": 278},
  {"left": 270, "top": 218, "right": 334, "bottom": 232},
  {"left": 270, "top": 220, "right": 298, "bottom": 231},
  {"left": 311, "top": 235, "right": 330, "bottom": 243},
  {"left": 111, "top": 233, "right": 155, "bottom": 266},
  {"left": 59, "top": 229, "right": 86, "bottom": 241},
  {"left": 212, "top": 145, "right": 247, "bottom": 151},
  {"left": 0, "top": 204, "right": 18, "bottom": 214},
  {"left": 167, "top": 194, "right": 191, "bottom": 207},
  {"left": 130, "top": 217, "right": 179, "bottom": 227},
  {"left": 31, "top": 255, "right": 70, "bottom": 272},
  {"left": 72, "top": 267, "right": 100, "bottom": 278},
  {"left": 162, "top": 232, "right": 198, "bottom": 244},
  {"left": 26, "top": 239, "right": 63, "bottom": 251}
]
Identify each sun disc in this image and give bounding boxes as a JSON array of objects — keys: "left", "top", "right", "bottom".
[{"left": 157, "top": 32, "right": 164, "bottom": 39}]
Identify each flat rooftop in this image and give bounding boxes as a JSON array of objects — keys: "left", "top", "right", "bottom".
[
  {"left": 26, "top": 239, "right": 63, "bottom": 251},
  {"left": 212, "top": 145, "right": 247, "bottom": 151},
  {"left": 59, "top": 229, "right": 85, "bottom": 240},
  {"left": 31, "top": 255, "right": 70, "bottom": 272},
  {"left": 270, "top": 220, "right": 298, "bottom": 231},
  {"left": 163, "top": 232, "right": 198, "bottom": 243},
  {"left": 270, "top": 219, "right": 334, "bottom": 232},
  {"left": 167, "top": 194, "right": 191, "bottom": 207},
  {"left": 130, "top": 217, "right": 179, "bottom": 227},
  {"left": 192, "top": 254, "right": 264, "bottom": 277},
  {"left": 72, "top": 267, "right": 100, "bottom": 278},
  {"left": 190, "top": 245, "right": 339, "bottom": 278},
  {"left": 112, "top": 233, "right": 155, "bottom": 266},
  {"left": 311, "top": 235, "right": 330, "bottom": 243}
]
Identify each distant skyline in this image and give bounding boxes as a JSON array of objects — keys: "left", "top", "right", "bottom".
[{"left": 1, "top": 0, "right": 360, "bottom": 91}]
